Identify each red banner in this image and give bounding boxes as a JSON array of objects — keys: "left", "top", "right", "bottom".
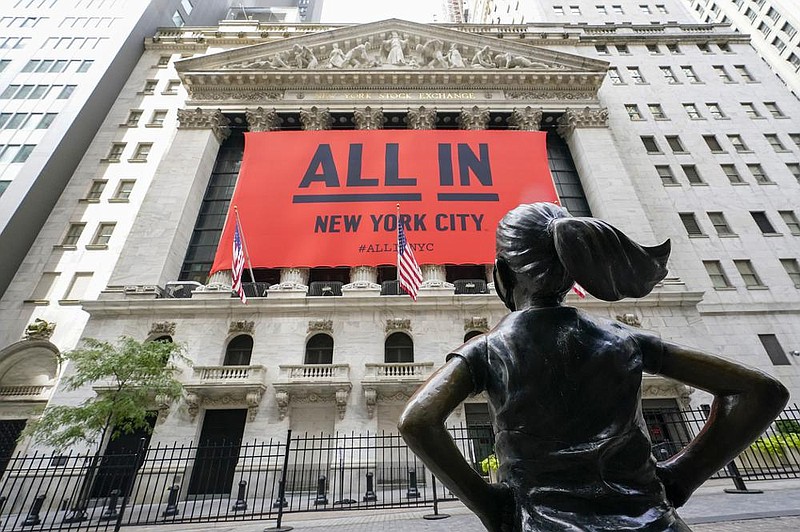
[{"left": 210, "top": 130, "right": 558, "bottom": 272}]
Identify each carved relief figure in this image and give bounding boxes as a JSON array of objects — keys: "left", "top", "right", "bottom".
[
  {"left": 447, "top": 43, "right": 465, "bottom": 68},
  {"left": 293, "top": 44, "right": 318, "bottom": 69},
  {"left": 471, "top": 45, "right": 496, "bottom": 68},
  {"left": 383, "top": 31, "right": 408, "bottom": 65},
  {"left": 494, "top": 52, "right": 537, "bottom": 69},
  {"left": 416, "top": 39, "right": 448, "bottom": 68},
  {"left": 267, "top": 51, "right": 290, "bottom": 69},
  {"left": 328, "top": 43, "right": 345, "bottom": 68},
  {"left": 400, "top": 203, "right": 788, "bottom": 532},
  {"left": 342, "top": 41, "right": 372, "bottom": 68}
]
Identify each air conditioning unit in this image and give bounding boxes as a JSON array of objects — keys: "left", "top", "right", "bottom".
[
  {"left": 381, "top": 280, "right": 401, "bottom": 295},
  {"left": 454, "top": 279, "right": 488, "bottom": 295},
  {"left": 308, "top": 281, "right": 343, "bottom": 297},
  {"left": 164, "top": 281, "right": 203, "bottom": 298}
]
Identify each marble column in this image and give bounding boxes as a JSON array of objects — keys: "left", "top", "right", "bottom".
[
  {"left": 557, "top": 107, "right": 656, "bottom": 242},
  {"left": 107, "top": 108, "right": 230, "bottom": 289}
]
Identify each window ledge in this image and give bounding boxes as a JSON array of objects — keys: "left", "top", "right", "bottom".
[
  {"left": 127, "top": 158, "right": 148, "bottom": 163},
  {"left": 100, "top": 158, "right": 120, "bottom": 163},
  {"left": 689, "top": 117, "right": 707, "bottom": 120},
  {"left": 145, "top": 123, "right": 164, "bottom": 128},
  {"left": 763, "top": 232, "right": 783, "bottom": 237},
  {"left": 653, "top": 117, "right": 671, "bottom": 121},
  {"left": 85, "top": 244, "right": 109, "bottom": 250},
  {"left": 108, "top": 198, "right": 130, "bottom": 203},
  {"left": 58, "top": 300, "right": 82, "bottom": 305},
  {"left": 161, "top": 91, "right": 178, "bottom": 95},
  {"left": 672, "top": 151, "right": 690, "bottom": 155},
  {"left": 745, "top": 286, "right": 770, "bottom": 290},
  {"left": 23, "top": 299, "right": 50, "bottom": 305},
  {"left": 713, "top": 287, "right": 736, "bottom": 291},
  {"left": 662, "top": 183, "right": 682, "bottom": 187},
  {"left": 688, "top": 234, "right": 709, "bottom": 238},
  {"left": 689, "top": 183, "right": 709, "bottom": 186},
  {"left": 709, "top": 150, "right": 727, "bottom": 154},
  {"left": 730, "top": 181, "right": 750, "bottom": 185},
  {"left": 773, "top": 149, "right": 792, "bottom": 153},
  {"left": 774, "top": 116, "right": 790, "bottom": 119},
  {"left": 119, "top": 124, "right": 138, "bottom": 128},
  {"left": 718, "top": 234, "right": 739, "bottom": 238},
  {"left": 53, "top": 244, "right": 77, "bottom": 250},
  {"left": 734, "top": 150, "right": 754, "bottom": 154},
  {"left": 712, "top": 117, "right": 731, "bottom": 120},
  {"left": 756, "top": 181, "right": 777, "bottom": 185},
  {"left": 137, "top": 91, "right": 155, "bottom": 96},
  {"left": 78, "top": 198, "right": 100, "bottom": 203}
]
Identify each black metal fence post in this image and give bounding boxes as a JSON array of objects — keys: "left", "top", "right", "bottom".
[
  {"left": 232, "top": 480, "right": 248, "bottom": 511},
  {"left": 406, "top": 469, "right": 420, "bottom": 498},
  {"left": 314, "top": 475, "right": 329, "bottom": 506},
  {"left": 423, "top": 475, "right": 450, "bottom": 520},
  {"left": 162, "top": 484, "right": 180, "bottom": 517},
  {"left": 21, "top": 494, "right": 45, "bottom": 527},
  {"left": 362, "top": 472, "right": 377, "bottom": 502},
  {"left": 100, "top": 489, "right": 120, "bottom": 521},
  {"left": 266, "top": 429, "right": 293, "bottom": 532}
]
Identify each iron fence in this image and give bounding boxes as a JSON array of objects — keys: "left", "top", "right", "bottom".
[{"left": 3, "top": 407, "right": 800, "bottom": 530}]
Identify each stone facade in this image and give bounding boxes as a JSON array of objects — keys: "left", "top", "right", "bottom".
[{"left": 1, "top": 8, "right": 799, "bottom": 452}]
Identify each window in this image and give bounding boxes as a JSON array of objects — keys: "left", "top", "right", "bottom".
[
  {"left": 142, "top": 80, "right": 157, "bottom": 94},
  {"left": 682, "top": 165, "right": 704, "bottom": 184},
  {"left": 758, "top": 21, "right": 771, "bottom": 37},
  {"left": 656, "top": 165, "right": 677, "bottom": 185},
  {"left": 85, "top": 180, "right": 106, "bottom": 201},
  {"left": 751, "top": 211, "right": 777, "bottom": 234},
  {"left": 223, "top": 335, "right": 253, "bottom": 366},
  {"left": 12, "top": 145, "right": 34, "bottom": 163},
  {"left": 713, "top": 65, "right": 733, "bottom": 82},
  {"left": 112, "top": 180, "right": 135, "bottom": 201},
  {"left": 595, "top": 44, "right": 609, "bottom": 55},
  {"left": 628, "top": 67, "right": 645, "bottom": 84},
  {"left": 62, "top": 272, "right": 93, "bottom": 301},
  {"left": 681, "top": 66, "right": 700, "bottom": 82},
  {"left": 181, "top": 0, "right": 194, "bottom": 14},
  {"left": 171, "top": 10, "right": 184, "bottom": 27},
  {"left": 708, "top": 212, "right": 735, "bottom": 236},
  {"left": 728, "top": 134, "right": 748, "bottom": 152},
  {"left": 720, "top": 164, "right": 744, "bottom": 184},
  {"left": 781, "top": 259, "right": 800, "bottom": 288},
  {"left": 748, "top": 164, "right": 771, "bottom": 184},
  {"left": 76, "top": 60, "right": 92, "bottom": 73},
  {"left": 704, "top": 135, "right": 724, "bottom": 153},
  {"left": 764, "top": 134, "right": 786, "bottom": 152},
  {"left": 554, "top": 6, "right": 564, "bottom": 15},
  {"left": 157, "top": 55, "right": 171, "bottom": 67},
  {"left": 641, "top": 136, "right": 660, "bottom": 153},
  {"left": 0, "top": 59, "right": 9, "bottom": 72},
  {"left": 625, "top": 104, "right": 643, "bottom": 120},
  {"left": 697, "top": 43, "right": 712, "bottom": 53},
  {"left": 569, "top": 6, "right": 582, "bottom": 15},
  {"left": 718, "top": 42, "right": 732, "bottom": 53},
  {"left": 759, "top": 335, "right": 790, "bottom": 365},
  {"left": 164, "top": 80, "right": 181, "bottom": 94},
  {"left": 0, "top": 180, "right": 8, "bottom": 197},
  {"left": 764, "top": 102, "right": 785, "bottom": 118},
  {"left": 786, "top": 163, "right": 800, "bottom": 183},
  {"left": 790, "top": 134, "right": 800, "bottom": 149},
  {"left": 666, "top": 44, "right": 680, "bottom": 54},
  {"left": 741, "top": 102, "right": 761, "bottom": 118},
  {"left": 608, "top": 68, "right": 623, "bottom": 85},
  {"left": 782, "top": 21, "right": 797, "bottom": 39},
  {"left": 656, "top": 5, "right": 667, "bottom": 14},
  {"left": 780, "top": 211, "right": 800, "bottom": 235},
  {"left": 37, "top": 113, "right": 56, "bottom": 129},
  {"left": 679, "top": 213, "right": 704, "bottom": 236},
  {"left": 665, "top": 136, "right": 685, "bottom": 153},
  {"left": 766, "top": 7, "right": 779, "bottom": 22},
  {"left": 734, "top": 260, "right": 765, "bottom": 288},
  {"left": 305, "top": 334, "right": 333, "bottom": 364},
  {"left": 707, "top": 103, "right": 725, "bottom": 119},
  {"left": 90, "top": 222, "right": 116, "bottom": 247},
  {"left": 596, "top": 5, "right": 608, "bottom": 15},
  {"left": 57, "top": 85, "right": 75, "bottom": 99},
  {"left": 125, "top": 110, "right": 142, "bottom": 127},
  {"left": 646, "top": 44, "right": 660, "bottom": 55},
  {"left": 61, "top": 223, "right": 85, "bottom": 246},
  {"left": 385, "top": 332, "right": 414, "bottom": 363},
  {"left": 648, "top": 104, "right": 667, "bottom": 119},
  {"left": 683, "top": 103, "right": 702, "bottom": 119},
  {"left": 28, "top": 272, "right": 60, "bottom": 302},
  {"left": 106, "top": 143, "right": 125, "bottom": 161},
  {"left": 703, "top": 260, "right": 732, "bottom": 288},
  {"left": 612, "top": 5, "right": 624, "bottom": 14},
  {"left": 734, "top": 65, "right": 755, "bottom": 82},
  {"left": 616, "top": 44, "right": 630, "bottom": 55},
  {"left": 148, "top": 110, "right": 167, "bottom": 127},
  {"left": 640, "top": 5, "right": 652, "bottom": 14},
  {"left": 745, "top": 7, "right": 757, "bottom": 22},
  {"left": 660, "top": 66, "right": 678, "bottom": 84},
  {"left": 131, "top": 143, "right": 152, "bottom": 162}
]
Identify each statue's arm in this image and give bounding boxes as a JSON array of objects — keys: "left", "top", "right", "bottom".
[
  {"left": 640, "top": 336, "right": 789, "bottom": 506},
  {"left": 399, "top": 357, "right": 513, "bottom": 532}
]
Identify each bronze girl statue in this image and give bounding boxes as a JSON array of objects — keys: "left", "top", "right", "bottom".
[{"left": 399, "top": 203, "right": 788, "bottom": 532}]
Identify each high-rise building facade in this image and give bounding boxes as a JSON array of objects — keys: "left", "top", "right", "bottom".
[
  {"left": 1, "top": 0, "right": 799, "bottom": 466},
  {"left": 680, "top": 0, "right": 799, "bottom": 98}
]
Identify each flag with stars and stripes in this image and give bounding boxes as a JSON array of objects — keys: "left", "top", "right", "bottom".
[
  {"left": 232, "top": 219, "right": 247, "bottom": 304},
  {"left": 398, "top": 223, "right": 423, "bottom": 301}
]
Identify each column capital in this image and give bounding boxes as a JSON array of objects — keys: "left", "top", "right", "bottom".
[
  {"left": 246, "top": 107, "right": 281, "bottom": 132},
  {"left": 556, "top": 106, "right": 609, "bottom": 139},
  {"left": 177, "top": 108, "right": 231, "bottom": 142},
  {"left": 354, "top": 106, "right": 384, "bottom": 130},
  {"left": 407, "top": 106, "right": 437, "bottom": 130},
  {"left": 508, "top": 106, "right": 543, "bottom": 131},
  {"left": 300, "top": 106, "right": 332, "bottom": 130},
  {"left": 459, "top": 106, "right": 490, "bottom": 130}
]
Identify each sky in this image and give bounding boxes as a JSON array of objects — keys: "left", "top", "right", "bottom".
[{"left": 320, "top": 0, "right": 442, "bottom": 23}]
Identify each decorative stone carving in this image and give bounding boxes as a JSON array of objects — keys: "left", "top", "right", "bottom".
[
  {"left": 308, "top": 320, "right": 333, "bottom": 333},
  {"left": 229, "top": 320, "right": 255, "bottom": 334},
  {"left": 354, "top": 106, "right": 384, "bottom": 130},
  {"left": 343, "top": 266, "right": 380, "bottom": 290},
  {"left": 464, "top": 317, "right": 489, "bottom": 333},
  {"left": 292, "top": 44, "right": 318, "bottom": 69},
  {"left": 420, "top": 264, "right": 453, "bottom": 288},
  {"left": 177, "top": 108, "right": 231, "bottom": 142},
  {"left": 556, "top": 106, "right": 609, "bottom": 139},
  {"left": 206, "top": 270, "right": 231, "bottom": 288},
  {"left": 504, "top": 90, "right": 595, "bottom": 101},
  {"left": 271, "top": 268, "right": 310, "bottom": 291},
  {"left": 189, "top": 89, "right": 283, "bottom": 102},
  {"left": 447, "top": 43, "right": 466, "bottom": 68},
  {"left": 407, "top": 106, "right": 437, "bottom": 130},
  {"left": 149, "top": 321, "right": 176, "bottom": 337},
  {"left": 335, "top": 388, "right": 349, "bottom": 420},
  {"left": 416, "top": 39, "right": 449, "bottom": 68},
  {"left": 275, "top": 391, "right": 290, "bottom": 421},
  {"left": 300, "top": 106, "right": 332, "bottom": 131},
  {"left": 24, "top": 319, "right": 55, "bottom": 341},
  {"left": 327, "top": 43, "right": 346, "bottom": 68},
  {"left": 185, "top": 392, "right": 200, "bottom": 420},
  {"left": 364, "top": 388, "right": 377, "bottom": 419},
  {"left": 383, "top": 32, "right": 409, "bottom": 65},
  {"left": 459, "top": 106, "right": 490, "bottom": 130},
  {"left": 246, "top": 390, "right": 263, "bottom": 421},
  {"left": 642, "top": 379, "right": 694, "bottom": 409},
  {"left": 471, "top": 46, "right": 496, "bottom": 68},
  {"left": 385, "top": 319, "right": 412, "bottom": 333},
  {"left": 155, "top": 394, "right": 172, "bottom": 424},
  {"left": 616, "top": 313, "right": 642, "bottom": 328},
  {"left": 508, "top": 107, "right": 543, "bottom": 131},
  {"left": 246, "top": 107, "right": 281, "bottom": 132}
]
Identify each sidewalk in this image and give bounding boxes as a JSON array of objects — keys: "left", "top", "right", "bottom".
[{"left": 126, "top": 480, "right": 800, "bottom": 531}]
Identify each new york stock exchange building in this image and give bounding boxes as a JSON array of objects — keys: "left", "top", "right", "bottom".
[{"left": 2, "top": 12, "right": 800, "bottom": 503}]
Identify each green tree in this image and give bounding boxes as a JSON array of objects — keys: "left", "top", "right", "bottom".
[
  {"left": 20, "top": 336, "right": 188, "bottom": 523},
  {"left": 22, "top": 336, "right": 187, "bottom": 450}
]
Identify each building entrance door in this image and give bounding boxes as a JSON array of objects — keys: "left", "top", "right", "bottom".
[
  {"left": 0, "top": 419, "right": 26, "bottom": 476},
  {"left": 188, "top": 409, "right": 247, "bottom": 495},
  {"left": 90, "top": 414, "right": 156, "bottom": 498}
]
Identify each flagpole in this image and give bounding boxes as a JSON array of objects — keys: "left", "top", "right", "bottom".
[
  {"left": 396, "top": 203, "right": 401, "bottom": 279},
  {"left": 234, "top": 205, "right": 257, "bottom": 284}
]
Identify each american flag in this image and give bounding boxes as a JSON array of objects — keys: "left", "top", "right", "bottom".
[
  {"left": 397, "top": 222, "right": 423, "bottom": 301},
  {"left": 232, "top": 219, "right": 247, "bottom": 304}
]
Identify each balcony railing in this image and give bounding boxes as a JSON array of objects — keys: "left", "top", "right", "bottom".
[
  {"left": 278, "top": 364, "right": 350, "bottom": 381},
  {"left": 0, "top": 385, "right": 51, "bottom": 401},
  {"left": 192, "top": 365, "right": 267, "bottom": 382},
  {"left": 364, "top": 362, "right": 434, "bottom": 380}
]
